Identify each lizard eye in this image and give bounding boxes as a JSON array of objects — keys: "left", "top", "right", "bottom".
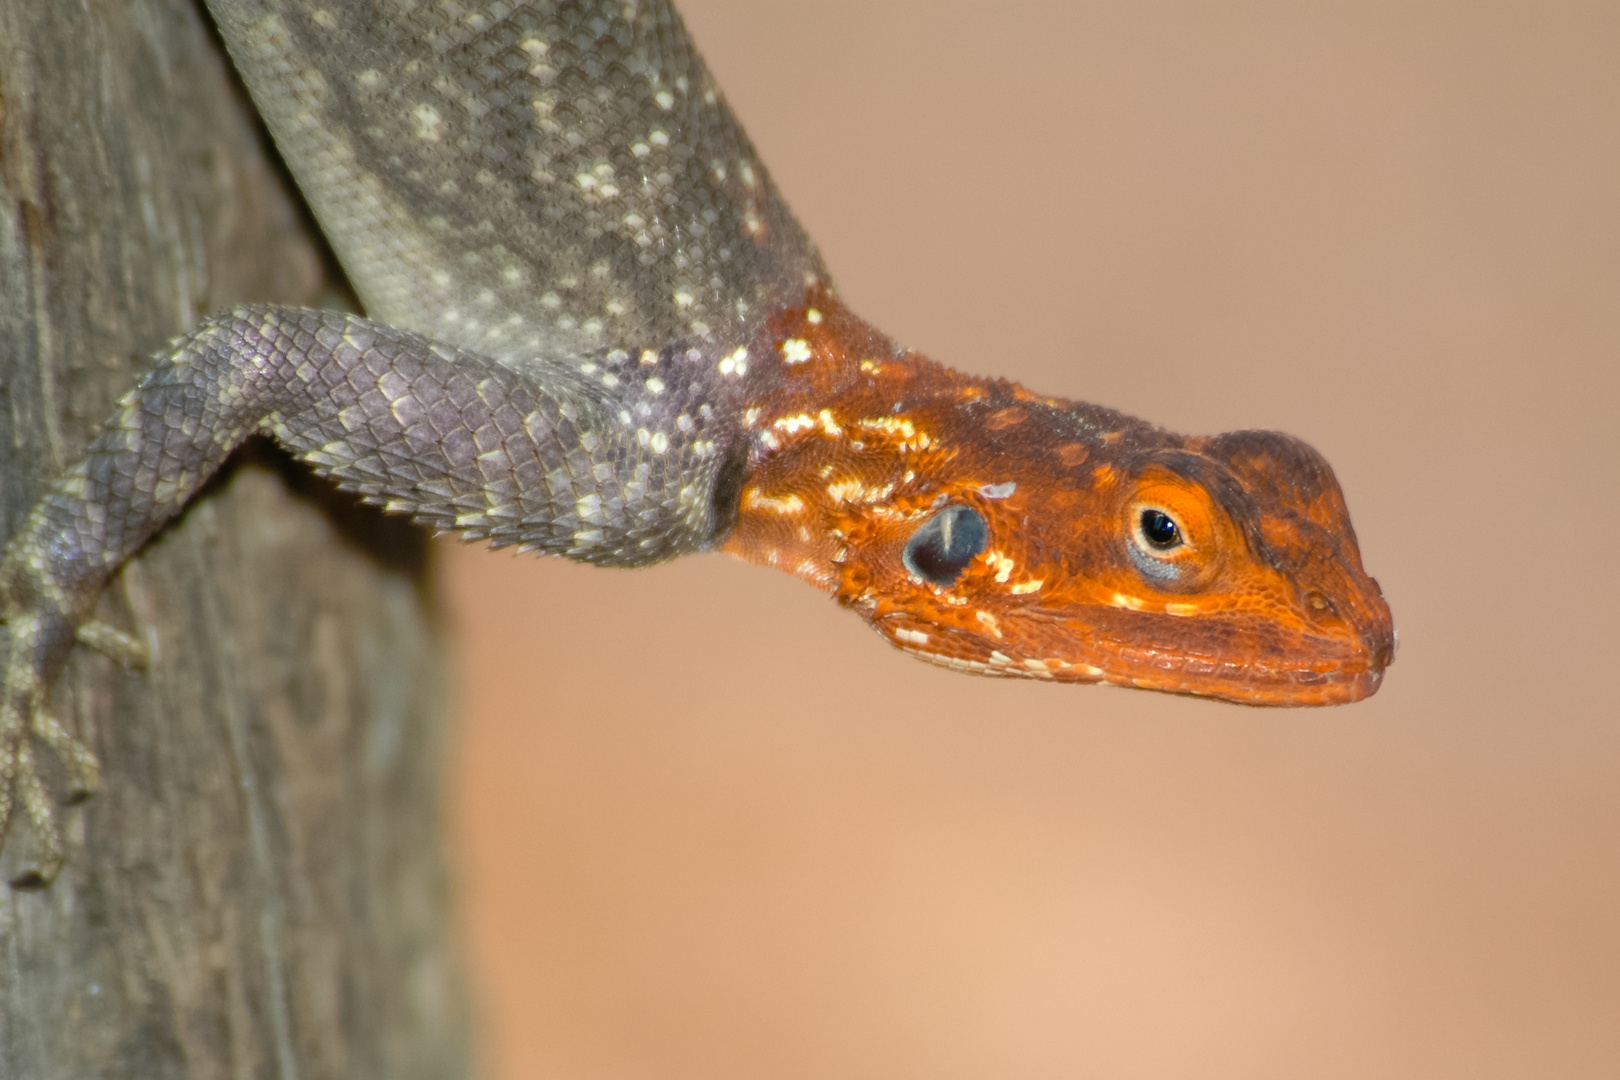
[
  {"left": 1123, "top": 471, "right": 1223, "bottom": 590},
  {"left": 1127, "top": 501, "right": 1197, "bottom": 581},
  {"left": 903, "top": 504, "right": 987, "bottom": 587},
  {"left": 1138, "top": 509, "right": 1182, "bottom": 549}
]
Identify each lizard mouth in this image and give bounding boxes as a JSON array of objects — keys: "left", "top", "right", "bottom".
[
  {"left": 1064, "top": 601, "right": 1397, "bottom": 705},
  {"left": 885, "top": 603, "right": 1395, "bottom": 707},
  {"left": 888, "top": 619, "right": 1394, "bottom": 706},
  {"left": 1088, "top": 637, "right": 1393, "bottom": 706}
]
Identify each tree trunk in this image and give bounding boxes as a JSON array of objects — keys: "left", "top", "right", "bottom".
[{"left": 0, "top": 2, "right": 470, "bottom": 1077}]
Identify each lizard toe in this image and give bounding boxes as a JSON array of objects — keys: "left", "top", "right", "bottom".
[
  {"left": 76, "top": 620, "right": 150, "bottom": 670},
  {"left": 32, "top": 704, "right": 101, "bottom": 802},
  {"left": 6, "top": 742, "right": 65, "bottom": 890}
]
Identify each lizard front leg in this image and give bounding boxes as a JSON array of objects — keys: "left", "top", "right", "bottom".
[{"left": 0, "top": 304, "right": 737, "bottom": 886}]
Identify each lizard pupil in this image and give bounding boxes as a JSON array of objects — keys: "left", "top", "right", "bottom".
[
  {"left": 903, "top": 505, "right": 988, "bottom": 586},
  {"left": 1140, "top": 509, "right": 1182, "bottom": 549}
]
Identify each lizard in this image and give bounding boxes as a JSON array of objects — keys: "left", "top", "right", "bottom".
[{"left": 0, "top": 0, "right": 1395, "bottom": 889}]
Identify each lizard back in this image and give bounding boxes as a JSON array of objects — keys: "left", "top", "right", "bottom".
[{"left": 205, "top": 0, "right": 827, "bottom": 369}]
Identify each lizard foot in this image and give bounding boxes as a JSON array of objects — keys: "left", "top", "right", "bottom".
[{"left": 1, "top": 623, "right": 104, "bottom": 889}]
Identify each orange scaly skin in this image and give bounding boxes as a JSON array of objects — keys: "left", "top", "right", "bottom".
[{"left": 725, "top": 288, "right": 1394, "bottom": 706}]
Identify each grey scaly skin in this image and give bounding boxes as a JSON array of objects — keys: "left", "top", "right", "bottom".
[{"left": 0, "top": 0, "right": 825, "bottom": 887}]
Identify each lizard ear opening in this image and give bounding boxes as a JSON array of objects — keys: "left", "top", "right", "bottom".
[{"left": 903, "top": 504, "right": 988, "bottom": 587}]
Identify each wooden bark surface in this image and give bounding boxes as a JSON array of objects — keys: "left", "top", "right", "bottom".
[{"left": 0, "top": 2, "right": 471, "bottom": 1076}]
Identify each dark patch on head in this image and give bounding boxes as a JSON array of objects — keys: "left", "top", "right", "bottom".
[
  {"left": 1204, "top": 430, "right": 1333, "bottom": 506},
  {"left": 1198, "top": 431, "right": 1354, "bottom": 577}
]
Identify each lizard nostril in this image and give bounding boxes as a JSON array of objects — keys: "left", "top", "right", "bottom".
[{"left": 1302, "top": 590, "right": 1341, "bottom": 624}]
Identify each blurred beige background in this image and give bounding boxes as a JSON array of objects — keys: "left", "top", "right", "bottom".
[{"left": 443, "top": 2, "right": 1620, "bottom": 1077}]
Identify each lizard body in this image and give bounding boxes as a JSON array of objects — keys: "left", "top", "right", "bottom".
[{"left": 0, "top": 0, "right": 1393, "bottom": 887}]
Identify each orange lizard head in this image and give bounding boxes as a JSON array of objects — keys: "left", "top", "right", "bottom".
[
  {"left": 727, "top": 291, "right": 1395, "bottom": 706},
  {"left": 839, "top": 425, "right": 1393, "bottom": 706}
]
